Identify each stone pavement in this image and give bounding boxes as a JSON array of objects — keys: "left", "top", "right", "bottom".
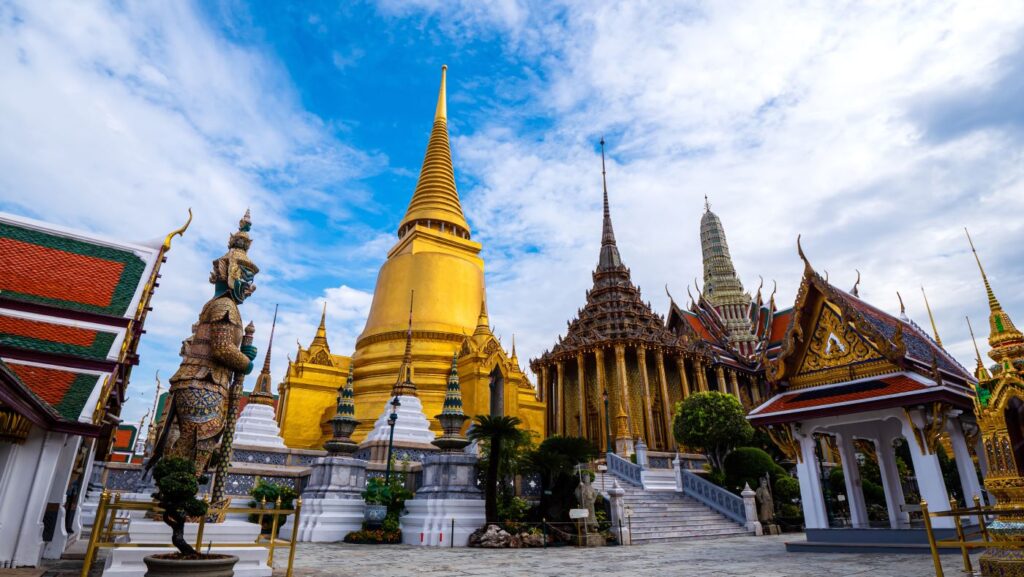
[{"left": 279, "top": 534, "right": 967, "bottom": 577}]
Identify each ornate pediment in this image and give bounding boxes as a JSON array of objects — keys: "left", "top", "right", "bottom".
[
  {"left": 790, "top": 301, "right": 893, "bottom": 388},
  {"left": 310, "top": 347, "right": 334, "bottom": 367}
]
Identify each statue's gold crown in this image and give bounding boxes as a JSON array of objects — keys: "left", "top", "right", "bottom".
[{"left": 210, "top": 210, "right": 259, "bottom": 285}]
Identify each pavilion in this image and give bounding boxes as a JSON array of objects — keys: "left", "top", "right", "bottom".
[{"left": 748, "top": 242, "right": 982, "bottom": 551}]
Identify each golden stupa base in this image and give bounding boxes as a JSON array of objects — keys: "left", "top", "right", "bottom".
[{"left": 980, "top": 548, "right": 1024, "bottom": 576}]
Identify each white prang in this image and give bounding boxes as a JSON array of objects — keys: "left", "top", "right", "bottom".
[
  {"left": 364, "top": 395, "right": 436, "bottom": 445},
  {"left": 233, "top": 403, "right": 287, "bottom": 449}
]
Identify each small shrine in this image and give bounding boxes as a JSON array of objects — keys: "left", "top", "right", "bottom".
[{"left": 748, "top": 240, "right": 981, "bottom": 551}]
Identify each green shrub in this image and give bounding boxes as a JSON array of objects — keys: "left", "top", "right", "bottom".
[
  {"left": 723, "top": 447, "right": 785, "bottom": 493},
  {"left": 498, "top": 496, "right": 531, "bottom": 522},
  {"left": 773, "top": 475, "right": 801, "bottom": 503},
  {"left": 151, "top": 457, "right": 209, "bottom": 556},
  {"left": 673, "top": 392, "right": 753, "bottom": 471}
]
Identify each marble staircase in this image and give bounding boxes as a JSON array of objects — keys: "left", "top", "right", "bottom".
[{"left": 593, "top": 473, "right": 751, "bottom": 544}]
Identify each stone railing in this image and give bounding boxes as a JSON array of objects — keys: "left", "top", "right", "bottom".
[
  {"left": 680, "top": 469, "right": 746, "bottom": 524},
  {"left": 606, "top": 452, "right": 643, "bottom": 487}
]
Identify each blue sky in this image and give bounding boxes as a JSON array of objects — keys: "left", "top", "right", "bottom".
[{"left": 1, "top": 1, "right": 1023, "bottom": 427}]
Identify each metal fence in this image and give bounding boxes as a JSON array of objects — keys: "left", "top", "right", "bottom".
[
  {"left": 921, "top": 496, "right": 995, "bottom": 577},
  {"left": 80, "top": 490, "right": 301, "bottom": 577}
]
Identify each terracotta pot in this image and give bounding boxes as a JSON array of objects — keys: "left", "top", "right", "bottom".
[{"left": 143, "top": 554, "right": 239, "bottom": 577}]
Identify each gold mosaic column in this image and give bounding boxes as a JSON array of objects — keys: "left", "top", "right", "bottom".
[
  {"left": 716, "top": 365, "right": 727, "bottom": 392},
  {"left": 729, "top": 370, "right": 741, "bottom": 402},
  {"left": 576, "top": 352, "right": 587, "bottom": 439},
  {"left": 556, "top": 360, "right": 565, "bottom": 436},
  {"left": 656, "top": 350, "right": 674, "bottom": 450},
  {"left": 614, "top": 344, "right": 634, "bottom": 437},
  {"left": 694, "top": 358, "right": 707, "bottom": 392},
  {"left": 638, "top": 347, "right": 655, "bottom": 446},
  {"left": 751, "top": 378, "right": 762, "bottom": 404},
  {"left": 596, "top": 348, "right": 608, "bottom": 452},
  {"left": 540, "top": 364, "right": 550, "bottom": 433},
  {"left": 675, "top": 356, "right": 689, "bottom": 399}
]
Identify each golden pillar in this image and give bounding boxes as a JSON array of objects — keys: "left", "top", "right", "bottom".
[
  {"left": 556, "top": 360, "right": 565, "bottom": 436},
  {"left": 716, "top": 365, "right": 726, "bottom": 392},
  {"left": 576, "top": 352, "right": 587, "bottom": 439},
  {"left": 656, "top": 350, "right": 675, "bottom": 450},
  {"left": 540, "top": 364, "right": 550, "bottom": 433},
  {"left": 729, "top": 370, "right": 741, "bottom": 402},
  {"left": 691, "top": 358, "right": 703, "bottom": 392},
  {"left": 637, "top": 347, "right": 655, "bottom": 446},
  {"left": 751, "top": 377, "right": 762, "bottom": 404},
  {"left": 614, "top": 344, "right": 634, "bottom": 438},
  {"left": 675, "top": 356, "right": 690, "bottom": 398},
  {"left": 596, "top": 348, "right": 608, "bottom": 452}
]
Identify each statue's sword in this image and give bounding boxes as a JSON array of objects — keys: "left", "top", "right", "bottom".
[{"left": 209, "top": 321, "right": 255, "bottom": 519}]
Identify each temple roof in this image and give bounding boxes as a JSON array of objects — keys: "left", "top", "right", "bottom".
[
  {"left": 0, "top": 211, "right": 172, "bottom": 436},
  {"left": 397, "top": 65, "right": 471, "bottom": 239},
  {"left": 533, "top": 147, "right": 689, "bottom": 364},
  {"left": 765, "top": 243, "right": 974, "bottom": 389}
]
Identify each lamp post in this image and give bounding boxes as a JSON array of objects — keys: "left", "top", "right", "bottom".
[
  {"left": 384, "top": 396, "right": 401, "bottom": 484},
  {"left": 603, "top": 389, "right": 612, "bottom": 455}
]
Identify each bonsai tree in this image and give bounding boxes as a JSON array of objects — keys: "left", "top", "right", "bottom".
[
  {"left": 151, "top": 457, "right": 209, "bottom": 556},
  {"left": 673, "top": 391, "right": 753, "bottom": 473},
  {"left": 467, "top": 415, "right": 523, "bottom": 523}
]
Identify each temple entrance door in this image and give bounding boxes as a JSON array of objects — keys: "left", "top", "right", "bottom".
[{"left": 489, "top": 367, "right": 505, "bottom": 417}]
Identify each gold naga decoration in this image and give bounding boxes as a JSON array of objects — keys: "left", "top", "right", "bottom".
[{"left": 764, "top": 423, "right": 802, "bottom": 463}]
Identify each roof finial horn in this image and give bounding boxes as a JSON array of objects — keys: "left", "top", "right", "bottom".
[{"left": 921, "top": 286, "right": 943, "bottom": 347}]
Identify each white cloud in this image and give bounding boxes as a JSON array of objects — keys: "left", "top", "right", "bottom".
[
  {"left": 418, "top": 1, "right": 1024, "bottom": 374},
  {"left": 0, "top": 0, "right": 383, "bottom": 420}
]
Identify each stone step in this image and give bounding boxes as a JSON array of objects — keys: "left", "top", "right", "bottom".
[
  {"left": 628, "top": 520, "right": 745, "bottom": 531},
  {"left": 631, "top": 529, "right": 751, "bottom": 543}
]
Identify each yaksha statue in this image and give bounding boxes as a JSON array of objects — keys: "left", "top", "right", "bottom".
[{"left": 151, "top": 211, "right": 259, "bottom": 477}]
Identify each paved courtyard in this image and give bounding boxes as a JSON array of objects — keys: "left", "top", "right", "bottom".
[{"left": 282, "top": 534, "right": 966, "bottom": 577}]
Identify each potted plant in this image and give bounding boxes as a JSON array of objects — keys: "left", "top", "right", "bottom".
[
  {"left": 143, "top": 457, "right": 238, "bottom": 577},
  {"left": 362, "top": 477, "right": 390, "bottom": 528},
  {"left": 248, "top": 480, "right": 297, "bottom": 536}
]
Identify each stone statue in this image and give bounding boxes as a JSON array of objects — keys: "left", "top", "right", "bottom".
[
  {"left": 575, "top": 474, "right": 599, "bottom": 532},
  {"left": 756, "top": 477, "right": 775, "bottom": 522},
  {"left": 147, "top": 211, "right": 259, "bottom": 478}
]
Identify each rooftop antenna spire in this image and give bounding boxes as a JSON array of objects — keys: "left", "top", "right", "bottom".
[{"left": 920, "top": 287, "right": 943, "bottom": 347}]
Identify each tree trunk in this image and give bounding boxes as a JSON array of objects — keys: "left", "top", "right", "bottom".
[
  {"left": 164, "top": 511, "right": 197, "bottom": 556},
  {"left": 486, "top": 439, "right": 501, "bottom": 523}
]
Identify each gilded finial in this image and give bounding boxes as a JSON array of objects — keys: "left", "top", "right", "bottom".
[
  {"left": 162, "top": 208, "right": 193, "bottom": 250},
  {"left": 435, "top": 65, "right": 447, "bottom": 121},
  {"left": 665, "top": 284, "right": 676, "bottom": 305},
  {"left": 824, "top": 270, "right": 829, "bottom": 283},
  {"left": 311, "top": 301, "right": 330, "bottom": 350},
  {"left": 896, "top": 291, "right": 908, "bottom": 321},
  {"left": 966, "top": 316, "right": 992, "bottom": 381},
  {"left": 921, "top": 286, "right": 943, "bottom": 347},
  {"left": 851, "top": 269, "right": 861, "bottom": 297},
  {"left": 965, "top": 227, "right": 1002, "bottom": 312},
  {"left": 704, "top": 194, "right": 710, "bottom": 212},
  {"left": 797, "top": 234, "right": 812, "bottom": 273},
  {"left": 769, "top": 279, "right": 778, "bottom": 304}
]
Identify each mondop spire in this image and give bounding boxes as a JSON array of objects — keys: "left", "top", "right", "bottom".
[
  {"left": 398, "top": 65, "right": 471, "bottom": 239},
  {"left": 597, "top": 137, "right": 624, "bottom": 272}
]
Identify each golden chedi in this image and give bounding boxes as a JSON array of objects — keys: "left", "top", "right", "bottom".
[
  {"left": 966, "top": 231, "right": 1024, "bottom": 575},
  {"left": 351, "top": 66, "right": 544, "bottom": 443}
]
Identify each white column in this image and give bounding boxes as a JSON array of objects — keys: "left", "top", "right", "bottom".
[
  {"left": 946, "top": 418, "right": 983, "bottom": 506},
  {"left": 836, "top": 433, "right": 868, "bottom": 528},
  {"left": 875, "top": 436, "right": 909, "bottom": 529},
  {"left": 795, "top": 430, "right": 828, "bottom": 529},
  {"left": 899, "top": 412, "right": 953, "bottom": 529},
  {"left": 43, "top": 436, "right": 81, "bottom": 559}
]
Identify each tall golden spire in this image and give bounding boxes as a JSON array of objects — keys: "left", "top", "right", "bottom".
[
  {"left": 393, "top": 291, "right": 417, "bottom": 397},
  {"left": 398, "top": 65, "right": 470, "bottom": 239},
  {"left": 311, "top": 301, "right": 330, "bottom": 350},
  {"left": 921, "top": 286, "right": 943, "bottom": 347},
  {"left": 250, "top": 305, "right": 278, "bottom": 406},
  {"left": 965, "top": 228, "right": 1023, "bottom": 354}
]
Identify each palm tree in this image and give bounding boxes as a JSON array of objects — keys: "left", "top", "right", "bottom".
[{"left": 467, "top": 415, "right": 523, "bottom": 523}]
